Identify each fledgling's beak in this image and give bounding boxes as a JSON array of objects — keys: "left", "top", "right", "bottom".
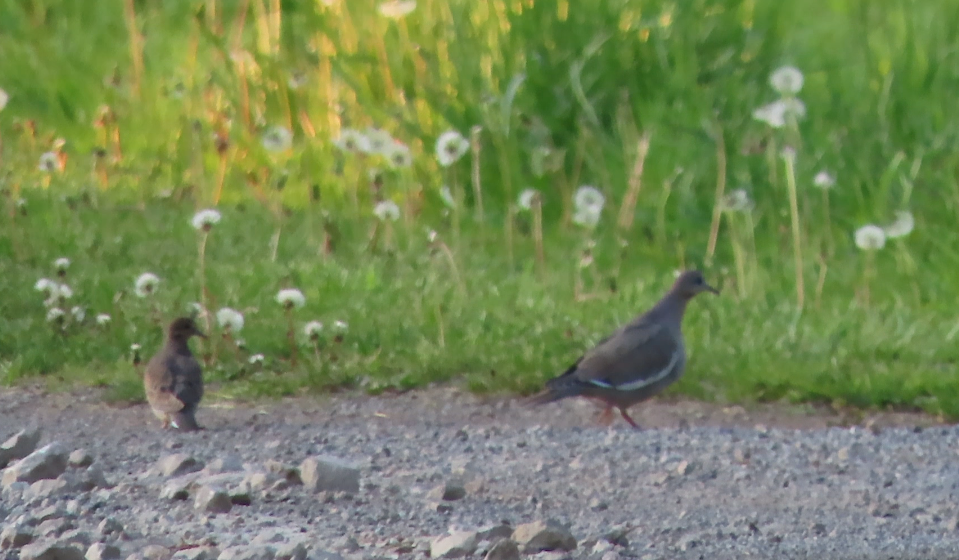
[
  {"left": 705, "top": 283, "right": 720, "bottom": 295},
  {"left": 194, "top": 328, "right": 208, "bottom": 339}
]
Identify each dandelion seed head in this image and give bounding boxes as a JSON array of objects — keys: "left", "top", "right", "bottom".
[
  {"left": 0, "top": 88, "right": 8, "bottom": 111},
  {"left": 334, "top": 320, "right": 348, "bottom": 332},
  {"left": 95, "top": 313, "right": 111, "bottom": 326},
  {"left": 373, "top": 200, "right": 401, "bottom": 222},
  {"left": 435, "top": 130, "right": 470, "bottom": 167},
  {"left": 35, "top": 278, "right": 56, "bottom": 295},
  {"left": 234, "top": 338, "right": 246, "bottom": 349},
  {"left": 573, "top": 186, "right": 605, "bottom": 227},
  {"left": 814, "top": 171, "right": 836, "bottom": 190},
  {"left": 71, "top": 306, "right": 85, "bottom": 323},
  {"left": 261, "top": 126, "right": 293, "bottom": 152},
  {"left": 780, "top": 146, "right": 797, "bottom": 164},
  {"left": 854, "top": 225, "right": 886, "bottom": 251},
  {"left": 54, "top": 257, "right": 71, "bottom": 272},
  {"left": 385, "top": 142, "right": 413, "bottom": 168},
  {"left": 770, "top": 66, "right": 804, "bottom": 95},
  {"left": 364, "top": 128, "right": 393, "bottom": 155},
  {"left": 56, "top": 284, "right": 73, "bottom": 299},
  {"left": 46, "top": 307, "right": 65, "bottom": 323},
  {"left": 216, "top": 307, "right": 245, "bottom": 333},
  {"left": 439, "top": 185, "right": 455, "bottom": 208},
  {"left": 572, "top": 207, "right": 602, "bottom": 229},
  {"left": 191, "top": 208, "right": 222, "bottom": 231},
  {"left": 517, "top": 188, "right": 540, "bottom": 211},
  {"left": 249, "top": 353, "right": 265, "bottom": 365},
  {"left": 884, "top": 210, "right": 915, "bottom": 239},
  {"left": 752, "top": 99, "right": 806, "bottom": 128},
  {"left": 276, "top": 288, "right": 306, "bottom": 309},
  {"left": 135, "top": 273, "right": 160, "bottom": 298},
  {"left": 427, "top": 230, "right": 438, "bottom": 243},
  {"left": 722, "top": 189, "right": 754, "bottom": 213},
  {"left": 378, "top": 0, "right": 416, "bottom": 18},
  {"left": 130, "top": 343, "right": 142, "bottom": 352},
  {"left": 334, "top": 129, "right": 372, "bottom": 154},
  {"left": 304, "top": 320, "right": 324, "bottom": 339},
  {"left": 38, "top": 152, "right": 59, "bottom": 173}
]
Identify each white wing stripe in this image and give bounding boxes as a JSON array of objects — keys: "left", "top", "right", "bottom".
[{"left": 586, "top": 348, "right": 680, "bottom": 392}]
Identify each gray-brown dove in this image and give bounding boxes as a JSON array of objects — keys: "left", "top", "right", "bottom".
[
  {"left": 143, "top": 317, "right": 207, "bottom": 431},
  {"left": 530, "top": 270, "right": 718, "bottom": 428}
]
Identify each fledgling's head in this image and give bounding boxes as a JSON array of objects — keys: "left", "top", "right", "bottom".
[
  {"left": 671, "top": 270, "right": 719, "bottom": 300},
  {"left": 167, "top": 317, "right": 206, "bottom": 342}
]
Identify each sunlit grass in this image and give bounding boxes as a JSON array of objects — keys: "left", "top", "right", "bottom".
[{"left": 2, "top": 0, "right": 959, "bottom": 417}]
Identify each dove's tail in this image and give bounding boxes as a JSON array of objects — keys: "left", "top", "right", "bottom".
[
  {"left": 526, "top": 364, "right": 589, "bottom": 406},
  {"left": 171, "top": 409, "right": 202, "bottom": 431}
]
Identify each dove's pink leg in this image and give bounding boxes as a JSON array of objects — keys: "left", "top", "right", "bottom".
[{"left": 619, "top": 408, "right": 641, "bottom": 430}]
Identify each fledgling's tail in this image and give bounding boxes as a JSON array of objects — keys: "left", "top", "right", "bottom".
[{"left": 171, "top": 409, "right": 202, "bottom": 431}]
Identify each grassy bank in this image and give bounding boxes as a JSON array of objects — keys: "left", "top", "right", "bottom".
[{"left": 2, "top": 0, "right": 959, "bottom": 416}]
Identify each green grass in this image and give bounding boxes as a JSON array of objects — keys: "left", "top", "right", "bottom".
[{"left": 3, "top": 0, "right": 959, "bottom": 417}]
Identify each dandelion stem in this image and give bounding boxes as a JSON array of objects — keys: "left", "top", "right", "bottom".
[
  {"left": 815, "top": 253, "right": 828, "bottom": 308},
  {"left": 616, "top": 132, "right": 651, "bottom": 232},
  {"left": 213, "top": 154, "right": 228, "bottom": 205},
  {"left": 470, "top": 126, "right": 484, "bottom": 225},
  {"left": 197, "top": 231, "right": 212, "bottom": 356},
  {"left": 504, "top": 204, "right": 515, "bottom": 270},
  {"left": 270, "top": 225, "right": 281, "bottom": 262},
  {"left": 729, "top": 219, "right": 747, "bottom": 300},
  {"left": 435, "top": 304, "right": 446, "bottom": 348},
  {"left": 783, "top": 151, "right": 805, "bottom": 309},
  {"left": 436, "top": 240, "right": 467, "bottom": 299},
  {"left": 285, "top": 306, "right": 298, "bottom": 366},
  {"left": 705, "top": 126, "right": 727, "bottom": 264},
  {"left": 532, "top": 197, "right": 545, "bottom": 277}
]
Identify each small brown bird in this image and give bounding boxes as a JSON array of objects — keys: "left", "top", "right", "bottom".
[
  {"left": 530, "top": 270, "right": 718, "bottom": 428},
  {"left": 143, "top": 317, "right": 207, "bottom": 431}
]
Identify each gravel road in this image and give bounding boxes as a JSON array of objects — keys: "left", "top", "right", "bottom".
[{"left": 2, "top": 384, "right": 958, "bottom": 560}]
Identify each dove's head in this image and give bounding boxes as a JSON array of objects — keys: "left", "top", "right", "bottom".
[{"left": 672, "top": 270, "right": 719, "bottom": 300}]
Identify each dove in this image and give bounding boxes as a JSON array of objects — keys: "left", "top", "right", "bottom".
[{"left": 530, "top": 270, "right": 718, "bottom": 428}]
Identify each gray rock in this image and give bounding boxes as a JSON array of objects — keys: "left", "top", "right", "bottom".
[
  {"left": 484, "top": 540, "right": 520, "bottom": 560},
  {"left": 2, "top": 442, "right": 69, "bottom": 486},
  {"left": 0, "top": 428, "right": 42, "bottom": 468},
  {"left": 37, "top": 517, "right": 75, "bottom": 538},
  {"left": 68, "top": 450, "right": 94, "bottom": 469},
  {"left": 157, "top": 454, "right": 203, "bottom": 478},
  {"left": 1, "top": 521, "right": 35, "bottom": 548},
  {"left": 217, "top": 545, "right": 276, "bottom": 560},
  {"left": 194, "top": 486, "right": 233, "bottom": 513},
  {"left": 274, "top": 541, "right": 307, "bottom": 560},
  {"left": 160, "top": 476, "right": 195, "bottom": 501},
  {"left": 24, "top": 478, "right": 70, "bottom": 500},
  {"left": 430, "top": 531, "right": 478, "bottom": 558},
  {"left": 476, "top": 524, "right": 513, "bottom": 543},
  {"left": 305, "top": 551, "right": 343, "bottom": 560},
  {"left": 511, "top": 520, "right": 577, "bottom": 553},
  {"left": 172, "top": 548, "right": 219, "bottom": 560},
  {"left": 19, "top": 540, "right": 86, "bottom": 560},
  {"left": 97, "top": 518, "right": 123, "bottom": 537},
  {"left": 59, "top": 530, "right": 92, "bottom": 548},
  {"left": 264, "top": 460, "right": 301, "bottom": 484},
  {"left": 86, "top": 542, "right": 122, "bottom": 560},
  {"left": 140, "top": 544, "right": 173, "bottom": 559},
  {"left": 203, "top": 456, "right": 244, "bottom": 475},
  {"left": 298, "top": 456, "right": 359, "bottom": 494}
]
